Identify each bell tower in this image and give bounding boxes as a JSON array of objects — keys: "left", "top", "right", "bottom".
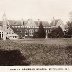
[{"left": 2, "top": 12, "right": 7, "bottom": 40}]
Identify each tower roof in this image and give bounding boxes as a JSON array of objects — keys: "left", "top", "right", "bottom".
[{"left": 2, "top": 12, "right": 7, "bottom": 21}]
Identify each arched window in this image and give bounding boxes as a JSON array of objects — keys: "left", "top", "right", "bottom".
[
  {"left": 29, "top": 29, "right": 34, "bottom": 36},
  {"left": 25, "top": 29, "right": 28, "bottom": 36}
]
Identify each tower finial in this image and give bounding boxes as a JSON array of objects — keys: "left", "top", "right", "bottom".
[{"left": 53, "top": 17, "right": 55, "bottom": 26}]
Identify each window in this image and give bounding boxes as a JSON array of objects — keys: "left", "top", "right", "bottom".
[
  {"left": 15, "top": 36, "right": 17, "bottom": 38},
  {"left": 25, "top": 29, "right": 28, "bottom": 36},
  {"left": 29, "top": 29, "right": 34, "bottom": 36},
  {"left": 2, "top": 34, "right": 3, "bottom": 38},
  {"left": 13, "top": 36, "right": 14, "bottom": 38}
]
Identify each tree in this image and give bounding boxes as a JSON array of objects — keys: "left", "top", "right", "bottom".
[
  {"left": 65, "top": 21, "right": 72, "bottom": 38},
  {"left": 37, "top": 21, "right": 46, "bottom": 38},
  {"left": 48, "top": 26, "right": 64, "bottom": 38},
  {"left": 0, "top": 50, "right": 30, "bottom": 65}
]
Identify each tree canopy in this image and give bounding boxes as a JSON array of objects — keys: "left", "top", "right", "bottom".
[
  {"left": 37, "top": 22, "right": 46, "bottom": 38},
  {"left": 48, "top": 26, "right": 64, "bottom": 38},
  {"left": 65, "top": 21, "right": 72, "bottom": 38},
  {"left": 33, "top": 21, "right": 46, "bottom": 38}
]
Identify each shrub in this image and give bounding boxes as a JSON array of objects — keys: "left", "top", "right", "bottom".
[
  {"left": 33, "top": 32, "right": 39, "bottom": 38},
  {"left": 0, "top": 49, "right": 30, "bottom": 66}
]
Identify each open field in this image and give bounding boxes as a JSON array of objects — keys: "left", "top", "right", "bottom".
[{"left": 0, "top": 38, "right": 72, "bottom": 65}]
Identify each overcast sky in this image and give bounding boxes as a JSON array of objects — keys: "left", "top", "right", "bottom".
[{"left": 0, "top": 0, "right": 72, "bottom": 22}]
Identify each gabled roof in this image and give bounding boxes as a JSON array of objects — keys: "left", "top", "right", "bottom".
[
  {"left": 0, "top": 29, "right": 3, "bottom": 32},
  {"left": 35, "top": 21, "right": 50, "bottom": 27},
  {"left": 25, "top": 19, "right": 37, "bottom": 27},
  {"left": 50, "top": 19, "right": 60, "bottom": 26},
  {"left": 9, "top": 20, "right": 22, "bottom": 26},
  {"left": 8, "top": 19, "right": 50, "bottom": 27}
]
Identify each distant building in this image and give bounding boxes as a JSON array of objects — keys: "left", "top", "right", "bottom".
[
  {"left": 11, "top": 19, "right": 51, "bottom": 38},
  {"left": 0, "top": 13, "right": 66, "bottom": 40},
  {"left": 50, "top": 18, "right": 66, "bottom": 31},
  {"left": 0, "top": 13, "right": 19, "bottom": 40}
]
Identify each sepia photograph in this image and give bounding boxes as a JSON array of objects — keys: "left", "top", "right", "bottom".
[{"left": 0, "top": 1, "right": 72, "bottom": 71}]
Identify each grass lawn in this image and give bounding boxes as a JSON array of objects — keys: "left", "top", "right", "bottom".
[{"left": 0, "top": 38, "right": 72, "bottom": 65}]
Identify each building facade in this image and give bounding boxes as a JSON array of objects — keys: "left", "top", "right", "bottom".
[
  {"left": 11, "top": 19, "right": 52, "bottom": 38},
  {"left": 0, "top": 13, "right": 19, "bottom": 40},
  {"left": 0, "top": 13, "right": 66, "bottom": 40}
]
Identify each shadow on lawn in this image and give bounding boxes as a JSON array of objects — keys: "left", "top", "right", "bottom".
[{"left": 0, "top": 49, "right": 30, "bottom": 66}]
